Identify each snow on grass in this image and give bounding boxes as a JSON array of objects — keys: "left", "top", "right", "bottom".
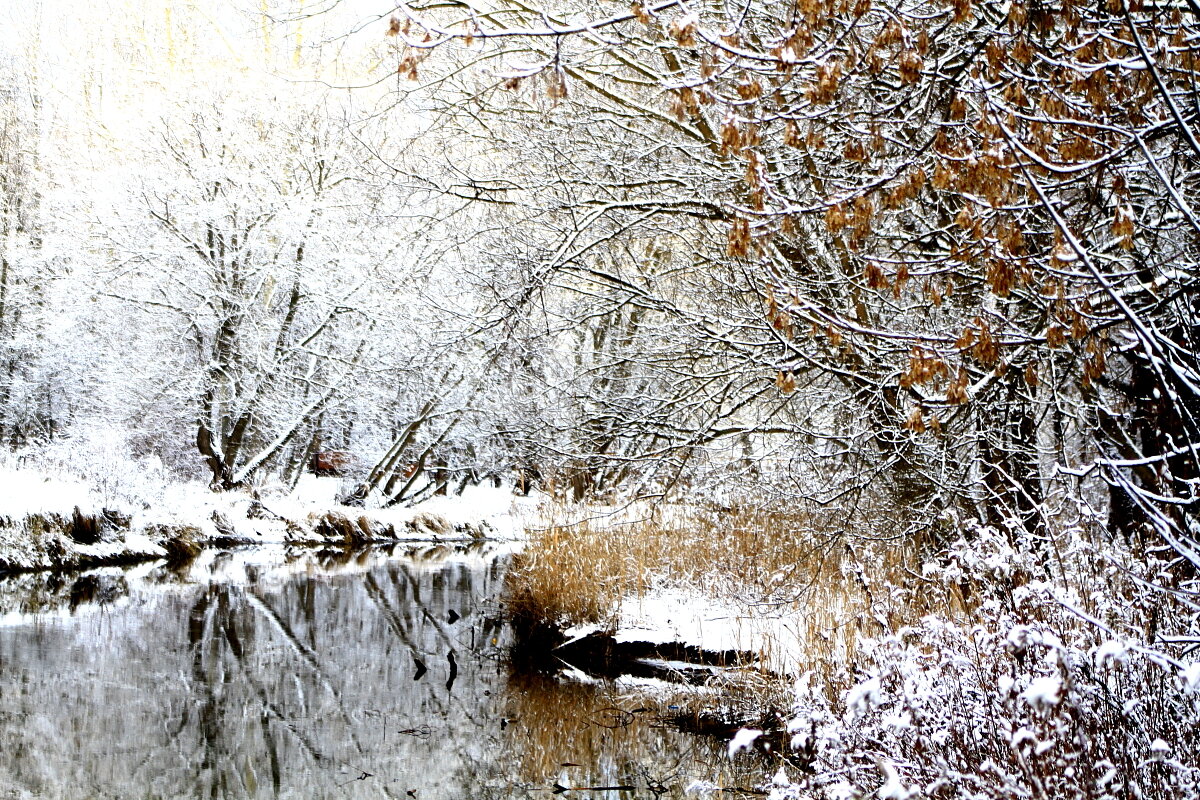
[
  {"left": 0, "top": 462, "right": 106, "bottom": 520},
  {"left": 76, "top": 465, "right": 531, "bottom": 548},
  {"left": 605, "top": 586, "right": 808, "bottom": 675},
  {"left": 845, "top": 675, "right": 883, "bottom": 715},
  {"left": 353, "top": 482, "right": 537, "bottom": 540},
  {"left": 2, "top": 447, "right": 534, "bottom": 572},
  {"left": 1020, "top": 675, "right": 1062, "bottom": 708}
]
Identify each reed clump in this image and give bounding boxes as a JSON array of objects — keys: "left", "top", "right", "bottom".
[{"left": 505, "top": 499, "right": 969, "bottom": 672}]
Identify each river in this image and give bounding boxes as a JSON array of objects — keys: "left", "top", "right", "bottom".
[{"left": 0, "top": 544, "right": 756, "bottom": 799}]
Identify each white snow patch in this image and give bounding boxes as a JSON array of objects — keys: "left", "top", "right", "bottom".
[
  {"left": 875, "top": 759, "right": 917, "bottom": 799},
  {"left": 1022, "top": 676, "right": 1062, "bottom": 707},
  {"left": 727, "top": 728, "right": 763, "bottom": 758},
  {"left": 1094, "top": 639, "right": 1130, "bottom": 666},
  {"left": 1181, "top": 662, "right": 1200, "bottom": 693},
  {"left": 555, "top": 665, "right": 601, "bottom": 685},
  {"left": 0, "top": 463, "right": 104, "bottom": 519},
  {"left": 609, "top": 586, "right": 805, "bottom": 674},
  {"left": 825, "top": 781, "right": 857, "bottom": 800},
  {"left": 614, "top": 674, "right": 719, "bottom": 694},
  {"left": 845, "top": 676, "right": 883, "bottom": 714},
  {"left": 290, "top": 473, "right": 341, "bottom": 506}
]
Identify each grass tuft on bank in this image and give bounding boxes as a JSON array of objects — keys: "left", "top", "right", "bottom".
[{"left": 506, "top": 502, "right": 967, "bottom": 664}]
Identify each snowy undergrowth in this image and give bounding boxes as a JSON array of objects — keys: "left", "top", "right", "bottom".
[
  {"left": 508, "top": 504, "right": 1200, "bottom": 799},
  {"left": 761, "top": 525, "right": 1200, "bottom": 800},
  {"left": 506, "top": 502, "right": 934, "bottom": 664}
]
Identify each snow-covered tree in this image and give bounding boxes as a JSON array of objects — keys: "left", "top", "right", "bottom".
[
  {"left": 0, "top": 47, "right": 55, "bottom": 446},
  {"left": 95, "top": 98, "right": 392, "bottom": 488},
  {"left": 379, "top": 0, "right": 1199, "bottom": 542}
]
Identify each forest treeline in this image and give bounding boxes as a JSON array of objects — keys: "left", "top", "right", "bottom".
[{"left": 0, "top": 0, "right": 1197, "bottom": 552}]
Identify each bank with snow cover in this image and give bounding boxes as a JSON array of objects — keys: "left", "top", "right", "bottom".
[{"left": 0, "top": 465, "right": 528, "bottom": 573}]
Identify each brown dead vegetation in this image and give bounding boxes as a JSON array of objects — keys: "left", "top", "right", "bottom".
[{"left": 506, "top": 501, "right": 972, "bottom": 676}]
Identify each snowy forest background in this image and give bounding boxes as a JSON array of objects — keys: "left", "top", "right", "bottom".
[
  {"left": 3, "top": 0, "right": 808, "bottom": 509},
  {"left": 0, "top": 1, "right": 543, "bottom": 506},
  {"left": 2, "top": 0, "right": 1196, "bottom": 538}
]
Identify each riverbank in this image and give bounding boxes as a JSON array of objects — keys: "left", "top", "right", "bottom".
[
  {"left": 0, "top": 461, "right": 532, "bottom": 574},
  {"left": 5, "top": 453, "right": 1200, "bottom": 799},
  {"left": 504, "top": 503, "right": 1200, "bottom": 799}
]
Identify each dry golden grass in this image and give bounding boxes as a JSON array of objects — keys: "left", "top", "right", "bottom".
[{"left": 506, "top": 499, "right": 972, "bottom": 677}]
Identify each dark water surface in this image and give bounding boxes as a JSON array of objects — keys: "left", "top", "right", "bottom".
[{"left": 0, "top": 544, "right": 745, "bottom": 799}]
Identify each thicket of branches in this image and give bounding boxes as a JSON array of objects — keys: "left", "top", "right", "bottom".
[
  {"left": 377, "top": 0, "right": 1198, "bottom": 545},
  {"left": 366, "top": 3, "right": 1200, "bottom": 794},
  {"left": 1, "top": 0, "right": 1196, "bottom": 546}
]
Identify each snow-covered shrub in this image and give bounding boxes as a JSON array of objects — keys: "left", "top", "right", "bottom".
[
  {"left": 20, "top": 427, "right": 172, "bottom": 511},
  {"left": 773, "top": 524, "right": 1200, "bottom": 800}
]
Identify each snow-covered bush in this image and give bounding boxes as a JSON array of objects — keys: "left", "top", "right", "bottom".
[
  {"left": 18, "top": 427, "right": 172, "bottom": 511},
  {"left": 773, "top": 525, "right": 1200, "bottom": 800}
]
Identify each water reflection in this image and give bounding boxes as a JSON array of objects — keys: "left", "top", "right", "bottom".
[{"left": 0, "top": 546, "right": 749, "bottom": 799}]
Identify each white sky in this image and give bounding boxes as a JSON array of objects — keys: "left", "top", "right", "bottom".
[{"left": 1, "top": 0, "right": 396, "bottom": 153}]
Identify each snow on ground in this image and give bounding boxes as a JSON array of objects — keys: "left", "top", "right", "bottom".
[
  {"left": 258, "top": 475, "right": 542, "bottom": 540},
  {"left": 0, "top": 463, "right": 109, "bottom": 519},
  {"left": 564, "top": 585, "right": 810, "bottom": 675}
]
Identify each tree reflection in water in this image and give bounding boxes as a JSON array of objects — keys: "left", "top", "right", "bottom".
[{"left": 0, "top": 545, "right": 747, "bottom": 799}]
